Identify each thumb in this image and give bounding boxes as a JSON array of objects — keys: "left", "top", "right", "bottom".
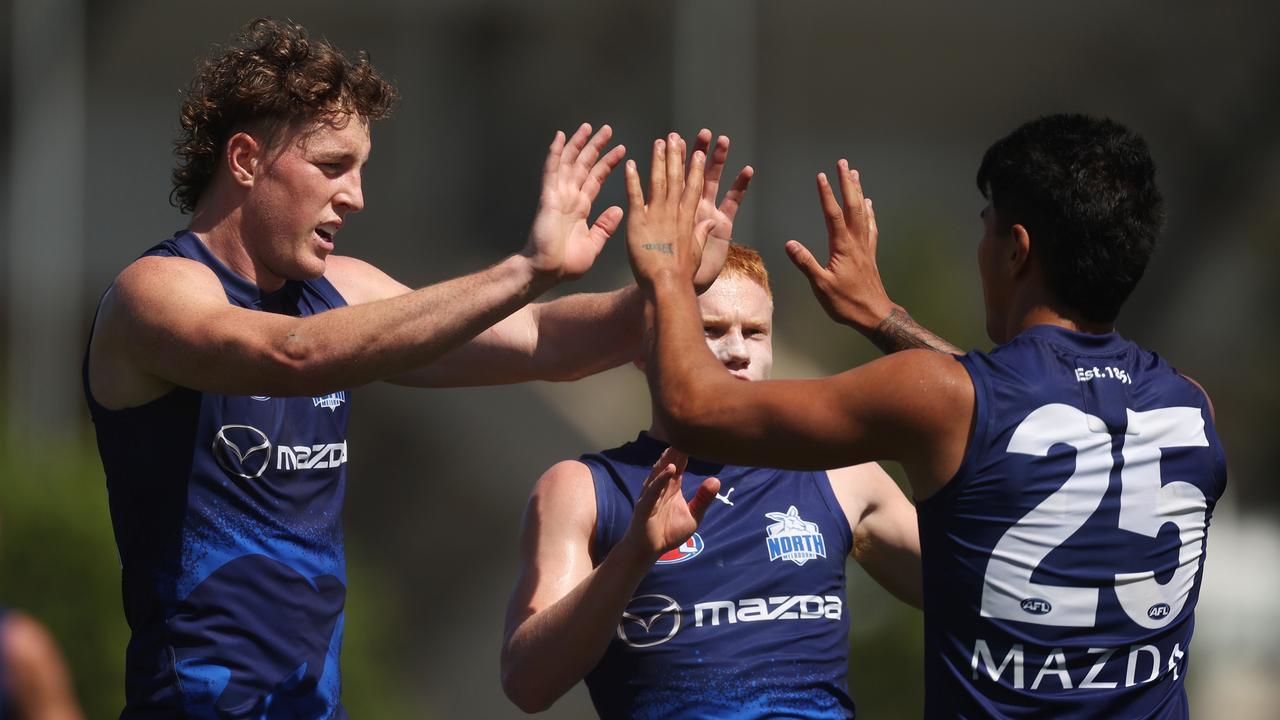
[
  {"left": 589, "top": 205, "right": 624, "bottom": 248},
  {"left": 687, "top": 476, "right": 722, "bottom": 525},
  {"left": 785, "top": 240, "right": 825, "bottom": 282},
  {"left": 693, "top": 219, "right": 717, "bottom": 253}
]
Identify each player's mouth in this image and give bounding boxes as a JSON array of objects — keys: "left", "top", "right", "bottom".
[{"left": 314, "top": 222, "right": 340, "bottom": 250}]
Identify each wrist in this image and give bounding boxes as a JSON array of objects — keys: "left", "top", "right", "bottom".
[
  {"left": 854, "top": 300, "right": 905, "bottom": 335},
  {"left": 636, "top": 269, "right": 691, "bottom": 298},
  {"left": 511, "top": 252, "right": 561, "bottom": 296},
  {"left": 613, "top": 532, "right": 662, "bottom": 573}
]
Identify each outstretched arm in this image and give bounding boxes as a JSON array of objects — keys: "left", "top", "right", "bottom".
[
  {"left": 785, "top": 161, "right": 962, "bottom": 355},
  {"left": 625, "top": 134, "right": 973, "bottom": 500},
  {"left": 91, "top": 124, "right": 627, "bottom": 405},
  {"left": 501, "top": 450, "right": 718, "bottom": 713},
  {"left": 341, "top": 130, "right": 753, "bottom": 388}
]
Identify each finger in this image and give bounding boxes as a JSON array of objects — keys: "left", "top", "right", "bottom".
[
  {"left": 865, "top": 197, "right": 879, "bottom": 256},
  {"left": 589, "top": 205, "right": 624, "bottom": 249},
  {"left": 657, "top": 446, "right": 689, "bottom": 476},
  {"left": 666, "top": 132, "right": 683, "bottom": 201},
  {"left": 582, "top": 144, "right": 626, "bottom": 200},
  {"left": 703, "top": 134, "right": 729, "bottom": 201},
  {"left": 816, "top": 172, "right": 849, "bottom": 246},
  {"left": 650, "top": 138, "right": 667, "bottom": 200},
  {"left": 573, "top": 124, "right": 612, "bottom": 187},
  {"left": 541, "top": 130, "right": 565, "bottom": 186},
  {"left": 717, "top": 165, "right": 754, "bottom": 223},
  {"left": 785, "top": 239, "right": 827, "bottom": 282},
  {"left": 839, "top": 160, "right": 866, "bottom": 229},
  {"left": 637, "top": 462, "right": 678, "bottom": 513},
  {"left": 681, "top": 150, "right": 706, "bottom": 215},
  {"left": 687, "top": 476, "right": 722, "bottom": 525},
  {"left": 560, "top": 122, "right": 592, "bottom": 172},
  {"left": 693, "top": 229, "right": 729, "bottom": 294},
  {"left": 689, "top": 128, "right": 712, "bottom": 179},
  {"left": 624, "top": 159, "right": 645, "bottom": 210}
]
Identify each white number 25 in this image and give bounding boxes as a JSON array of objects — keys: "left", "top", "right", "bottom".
[{"left": 979, "top": 404, "right": 1209, "bottom": 629}]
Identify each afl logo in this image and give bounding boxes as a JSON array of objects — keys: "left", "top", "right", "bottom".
[
  {"left": 1020, "top": 598, "right": 1052, "bottom": 616},
  {"left": 656, "top": 533, "right": 704, "bottom": 564},
  {"left": 213, "top": 424, "right": 272, "bottom": 479},
  {"left": 617, "top": 594, "right": 681, "bottom": 648},
  {"left": 1148, "top": 603, "right": 1171, "bottom": 620}
]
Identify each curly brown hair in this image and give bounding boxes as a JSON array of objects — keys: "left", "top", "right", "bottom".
[{"left": 171, "top": 18, "right": 398, "bottom": 213}]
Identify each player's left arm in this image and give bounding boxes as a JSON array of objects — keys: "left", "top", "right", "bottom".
[
  {"left": 3, "top": 612, "right": 84, "bottom": 720},
  {"left": 828, "top": 464, "right": 922, "bottom": 609},
  {"left": 624, "top": 135, "right": 971, "bottom": 498}
]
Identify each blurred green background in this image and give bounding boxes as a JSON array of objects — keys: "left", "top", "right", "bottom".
[{"left": 3, "top": 0, "right": 1278, "bottom": 717}]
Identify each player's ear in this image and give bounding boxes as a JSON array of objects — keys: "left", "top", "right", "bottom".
[
  {"left": 226, "top": 132, "right": 261, "bottom": 188},
  {"left": 1008, "top": 223, "right": 1032, "bottom": 277}
]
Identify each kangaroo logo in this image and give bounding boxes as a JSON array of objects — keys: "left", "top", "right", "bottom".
[{"left": 764, "top": 506, "right": 827, "bottom": 567}]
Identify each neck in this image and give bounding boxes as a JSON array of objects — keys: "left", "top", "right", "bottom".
[
  {"left": 189, "top": 191, "right": 286, "bottom": 292},
  {"left": 1002, "top": 288, "right": 1113, "bottom": 341}
]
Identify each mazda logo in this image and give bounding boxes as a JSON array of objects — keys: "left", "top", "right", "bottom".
[
  {"left": 213, "top": 424, "right": 272, "bottom": 479},
  {"left": 617, "top": 594, "right": 681, "bottom": 648}
]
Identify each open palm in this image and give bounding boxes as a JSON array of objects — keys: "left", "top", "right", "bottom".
[
  {"left": 628, "top": 447, "right": 721, "bottom": 557},
  {"left": 525, "top": 123, "right": 626, "bottom": 281}
]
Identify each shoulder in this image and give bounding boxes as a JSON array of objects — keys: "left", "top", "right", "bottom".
[
  {"left": 324, "top": 254, "right": 410, "bottom": 305},
  {"left": 114, "top": 254, "right": 222, "bottom": 299},
  {"left": 526, "top": 459, "right": 597, "bottom": 531},
  {"left": 98, "top": 256, "right": 227, "bottom": 336},
  {"left": 847, "top": 349, "right": 975, "bottom": 428},
  {"left": 1178, "top": 373, "right": 1217, "bottom": 421}
]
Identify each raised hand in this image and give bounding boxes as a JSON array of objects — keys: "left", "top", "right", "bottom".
[
  {"left": 784, "top": 160, "right": 897, "bottom": 331},
  {"left": 524, "top": 123, "right": 627, "bottom": 282},
  {"left": 624, "top": 133, "right": 715, "bottom": 289},
  {"left": 688, "top": 129, "right": 754, "bottom": 292},
  {"left": 624, "top": 447, "right": 721, "bottom": 561}
]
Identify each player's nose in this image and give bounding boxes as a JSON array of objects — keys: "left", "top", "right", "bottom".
[
  {"left": 337, "top": 170, "right": 364, "bottom": 214},
  {"left": 719, "top": 331, "right": 749, "bottom": 367}
]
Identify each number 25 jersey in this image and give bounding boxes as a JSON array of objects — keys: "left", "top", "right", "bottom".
[{"left": 919, "top": 325, "right": 1226, "bottom": 719}]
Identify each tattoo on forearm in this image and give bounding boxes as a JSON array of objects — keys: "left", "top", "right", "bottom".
[
  {"left": 642, "top": 243, "right": 674, "bottom": 255},
  {"left": 870, "top": 309, "right": 963, "bottom": 356}
]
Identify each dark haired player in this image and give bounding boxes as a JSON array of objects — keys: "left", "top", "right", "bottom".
[
  {"left": 501, "top": 245, "right": 922, "bottom": 718},
  {"left": 627, "top": 117, "right": 1226, "bottom": 718},
  {"left": 83, "top": 19, "right": 744, "bottom": 718}
]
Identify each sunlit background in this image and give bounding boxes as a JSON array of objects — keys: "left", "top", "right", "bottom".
[{"left": 2, "top": 1, "right": 1277, "bottom": 717}]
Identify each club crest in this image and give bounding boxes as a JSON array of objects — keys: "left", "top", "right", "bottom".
[{"left": 764, "top": 506, "right": 827, "bottom": 566}]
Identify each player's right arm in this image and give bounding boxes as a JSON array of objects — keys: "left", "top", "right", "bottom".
[
  {"left": 501, "top": 450, "right": 718, "bottom": 713},
  {"left": 89, "top": 248, "right": 564, "bottom": 406},
  {"left": 90, "top": 123, "right": 629, "bottom": 407}
]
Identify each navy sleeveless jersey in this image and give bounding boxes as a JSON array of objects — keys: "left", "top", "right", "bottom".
[
  {"left": 85, "top": 231, "right": 353, "bottom": 719},
  {"left": 918, "top": 325, "right": 1227, "bottom": 718},
  {"left": 583, "top": 433, "right": 856, "bottom": 719}
]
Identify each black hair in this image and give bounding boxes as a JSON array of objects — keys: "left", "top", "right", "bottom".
[{"left": 976, "top": 114, "right": 1164, "bottom": 323}]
